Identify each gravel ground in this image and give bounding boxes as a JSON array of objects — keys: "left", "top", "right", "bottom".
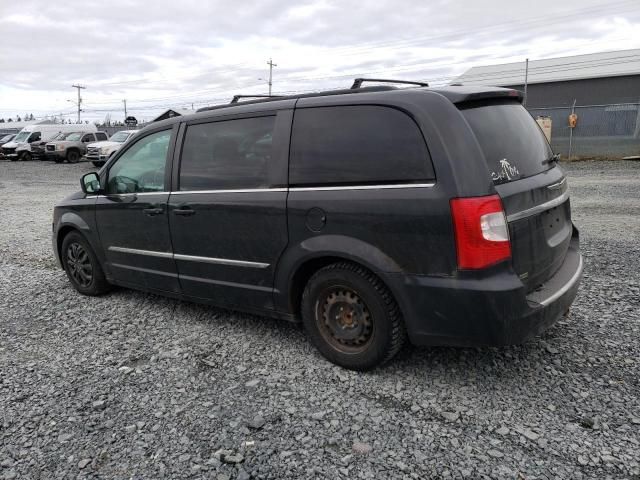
[{"left": 1, "top": 159, "right": 639, "bottom": 480}]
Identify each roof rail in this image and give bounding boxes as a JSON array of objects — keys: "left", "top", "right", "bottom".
[
  {"left": 351, "top": 78, "right": 429, "bottom": 89},
  {"left": 196, "top": 86, "right": 396, "bottom": 113},
  {"left": 230, "top": 94, "right": 282, "bottom": 104}
]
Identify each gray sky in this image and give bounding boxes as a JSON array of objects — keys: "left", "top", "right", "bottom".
[{"left": 1, "top": 0, "right": 639, "bottom": 122}]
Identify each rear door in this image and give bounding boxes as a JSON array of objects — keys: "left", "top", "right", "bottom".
[
  {"left": 460, "top": 101, "right": 572, "bottom": 290},
  {"left": 95, "top": 127, "right": 179, "bottom": 293},
  {"left": 168, "top": 110, "right": 292, "bottom": 310}
]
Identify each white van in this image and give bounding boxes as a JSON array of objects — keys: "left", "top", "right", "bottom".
[{"left": 2, "top": 123, "right": 97, "bottom": 161}]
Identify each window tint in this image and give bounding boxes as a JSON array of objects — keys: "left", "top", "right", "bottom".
[
  {"left": 290, "top": 106, "right": 433, "bottom": 186},
  {"left": 179, "top": 116, "right": 275, "bottom": 190},
  {"left": 28, "top": 132, "right": 41, "bottom": 142},
  {"left": 460, "top": 102, "right": 553, "bottom": 184},
  {"left": 82, "top": 134, "right": 94, "bottom": 142},
  {"left": 107, "top": 130, "right": 171, "bottom": 194},
  {"left": 96, "top": 132, "right": 108, "bottom": 141}
]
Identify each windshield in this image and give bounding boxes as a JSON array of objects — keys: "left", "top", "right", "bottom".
[
  {"left": 110, "top": 131, "right": 131, "bottom": 143},
  {"left": 13, "top": 131, "right": 30, "bottom": 143},
  {"left": 461, "top": 102, "right": 553, "bottom": 185},
  {"left": 0, "top": 135, "right": 14, "bottom": 142},
  {"left": 65, "top": 132, "right": 83, "bottom": 141}
]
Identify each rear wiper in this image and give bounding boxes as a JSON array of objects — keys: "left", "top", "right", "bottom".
[{"left": 542, "top": 153, "right": 561, "bottom": 166}]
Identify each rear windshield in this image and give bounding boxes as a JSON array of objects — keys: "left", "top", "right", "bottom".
[{"left": 461, "top": 102, "right": 553, "bottom": 184}]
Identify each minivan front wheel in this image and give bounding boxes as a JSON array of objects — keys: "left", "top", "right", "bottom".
[
  {"left": 61, "top": 231, "right": 110, "bottom": 296},
  {"left": 301, "top": 262, "right": 406, "bottom": 371}
]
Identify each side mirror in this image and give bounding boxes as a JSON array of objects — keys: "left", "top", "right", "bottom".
[{"left": 81, "top": 172, "right": 102, "bottom": 195}]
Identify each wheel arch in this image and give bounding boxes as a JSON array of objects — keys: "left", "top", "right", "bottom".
[
  {"left": 56, "top": 213, "right": 93, "bottom": 268},
  {"left": 66, "top": 147, "right": 81, "bottom": 155},
  {"left": 275, "top": 235, "right": 405, "bottom": 319}
]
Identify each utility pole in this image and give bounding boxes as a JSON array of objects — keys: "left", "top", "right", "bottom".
[
  {"left": 71, "top": 84, "right": 85, "bottom": 123},
  {"left": 123, "top": 99, "right": 127, "bottom": 118},
  {"left": 523, "top": 58, "right": 529, "bottom": 108},
  {"left": 267, "top": 58, "right": 277, "bottom": 95}
]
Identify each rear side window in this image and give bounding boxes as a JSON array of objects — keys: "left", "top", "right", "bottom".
[
  {"left": 290, "top": 106, "right": 433, "bottom": 186},
  {"left": 461, "top": 102, "right": 553, "bottom": 184},
  {"left": 179, "top": 116, "right": 275, "bottom": 190}
]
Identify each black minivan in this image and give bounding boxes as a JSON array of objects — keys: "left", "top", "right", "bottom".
[{"left": 52, "top": 81, "right": 583, "bottom": 370}]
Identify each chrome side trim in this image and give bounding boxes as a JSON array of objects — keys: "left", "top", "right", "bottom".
[
  {"left": 289, "top": 183, "right": 436, "bottom": 192},
  {"left": 546, "top": 178, "right": 567, "bottom": 190},
  {"left": 108, "top": 246, "right": 173, "bottom": 259},
  {"left": 107, "top": 246, "right": 269, "bottom": 269},
  {"left": 538, "top": 255, "right": 583, "bottom": 307},
  {"left": 98, "top": 192, "right": 169, "bottom": 198},
  {"left": 171, "top": 188, "right": 287, "bottom": 195},
  {"left": 174, "top": 253, "right": 269, "bottom": 269},
  {"left": 507, "top": 191, "right": 570, "bottom": 223}
]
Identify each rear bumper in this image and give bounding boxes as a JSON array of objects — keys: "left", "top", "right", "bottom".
[{"left": 388, "top": 227, "right": 583, "bottom": 346}]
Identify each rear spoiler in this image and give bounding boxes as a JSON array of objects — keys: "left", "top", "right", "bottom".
[{"left": 429, "top": 86, "right": 523, "bottom": 105}]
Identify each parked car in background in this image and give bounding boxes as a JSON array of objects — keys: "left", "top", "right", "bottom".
[
  {"left": 45, "top": 131, "right": 109, "bottom": 163},
  {"left": 2, "top": 124, "right": 97, "bottom": 161},
  {"left": 52, "top": 82, "right": 583, "bottom": 371},
  {"left": 0, "top": 134, "right": 16, "bottom": 159},
  {"left": 86, "top": 130, "right": 138, "bottom": 167},
  {"left": 32, "top": 132, "right": 69, "bottom": 160},
  {"left": 0, "top": 134, "right": 16, "bottom": 148}
]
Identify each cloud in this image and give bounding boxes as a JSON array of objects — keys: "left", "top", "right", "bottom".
[{"left": 0, "top": 0, "right": 638, "bottom": 121}]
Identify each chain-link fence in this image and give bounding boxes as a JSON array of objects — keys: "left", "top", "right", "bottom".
[{"left": 529, "top": 103, "right": 640, "bottom": 159}]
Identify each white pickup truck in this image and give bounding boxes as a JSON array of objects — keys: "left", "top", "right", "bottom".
[{"left": 85, "top": 130, "right": 138, "bottom": 167}]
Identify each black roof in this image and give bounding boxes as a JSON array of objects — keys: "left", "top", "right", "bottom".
[{"left": 143, "top": 83, "right": 523, "bottom": 131}]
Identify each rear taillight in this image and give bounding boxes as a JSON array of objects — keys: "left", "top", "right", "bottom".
[{"left": 450, "top": 195, "right": 511, "bottom": 269}]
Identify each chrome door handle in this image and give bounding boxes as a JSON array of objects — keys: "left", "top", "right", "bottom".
[
  {"left": 142, "top": 207, "right": 164, "bottom": 216},
  {"left": 173, "top": 208, "right": 195, "bottom": 216}
]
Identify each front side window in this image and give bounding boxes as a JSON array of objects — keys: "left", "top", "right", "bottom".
[
  {"left": 179, "top": 116, "right": 275, "bottom": 190},
  {"left": 96, "top": 132, "right": 108, "bottom": 141},
  {"left": 107, "top": 130, "right": 171, "bottom": 194},
  {"left": 28, "top": 132, "right": 41, "bottom": 142},
  {"left": 290, "top": 106, "right": 434, "bottom": 186},
  {"left": 82, "top": 134, "right": 94, "bottom": 142}
]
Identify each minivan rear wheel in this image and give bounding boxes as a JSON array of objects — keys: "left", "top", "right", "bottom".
[
  {"left": 301, "top": 262, "right": 406, "bottom": 371},
  {"left": 61, "top": 231, "right": 110, "bottom": 296}
]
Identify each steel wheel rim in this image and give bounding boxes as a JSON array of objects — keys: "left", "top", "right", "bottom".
[
  {"left": 66, "top": 242, "right": 93, "bottom": 288},
  {"left": 315, "top": 285, "right": 374, "bottom": 353}
]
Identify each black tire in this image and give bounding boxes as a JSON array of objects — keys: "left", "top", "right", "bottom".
[
  {"left": 301, "top": 262, "right": 406, "bottom": 371},
  {"left": 20, "top": 151, "right": 32, "bottom": 161},
  {"left": 61, "top": 231, "right": 110, "bottom": 296},
  {"left": 67, "top": 150, "right": 80, "bottom": 163},
  {"left": 92, "top": 161, "right": 105, "bottom": 167}
]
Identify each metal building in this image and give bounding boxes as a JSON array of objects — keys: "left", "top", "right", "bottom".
[{"left": 455, "top": 49, "right": 640, "bottom": 108}]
